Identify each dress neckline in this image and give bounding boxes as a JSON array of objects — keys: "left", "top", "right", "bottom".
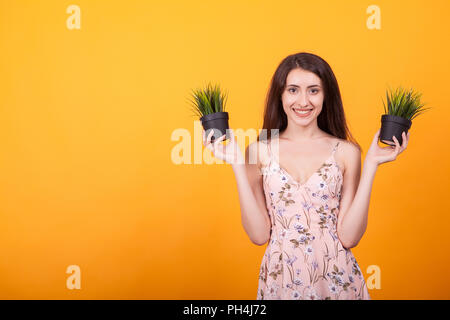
[{"left": 266, "top": 139, "right": 341, "bottom": 187}]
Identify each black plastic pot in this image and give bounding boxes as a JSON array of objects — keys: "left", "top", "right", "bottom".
[
  {"left": 380, "top": 114, "right": 411, "bottom": 146},
  {"left": 200, "top": 112, "right": 230, "bottom": 142}
]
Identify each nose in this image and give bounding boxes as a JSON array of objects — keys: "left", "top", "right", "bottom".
[{"left": 297, "top": 93, "right": 309, "bottom": 107}]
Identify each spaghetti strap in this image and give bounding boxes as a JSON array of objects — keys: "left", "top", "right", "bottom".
[
  {"left": 332, "top": 141, "right": 340, "bottom": 154},
  {"left": 263, "top": 139, "right": 275, "bottom": 162},
  {"left": 266, "top": 140, "right": 272, "bottom": 158}
]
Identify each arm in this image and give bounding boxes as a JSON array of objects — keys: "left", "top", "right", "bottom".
[
  {"left": 232, "top": 142, "right": 271, "bottom": 246},
  {"left": 202, "top": 130, "right": 271, "bottom": 246},
  {"left": 336, "top": 142, "right": 378, "bottom": 249},
  {"left": 337, "top": 130, "right": 410, "bottom": 249}
]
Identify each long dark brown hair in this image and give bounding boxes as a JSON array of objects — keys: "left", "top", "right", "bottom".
[{"left": 258, "top": 52, "right": 361, "bottom": 152}]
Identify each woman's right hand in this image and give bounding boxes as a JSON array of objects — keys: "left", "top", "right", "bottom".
[{"left": 202, "top": 129, "right": 244, "bottom": 165}]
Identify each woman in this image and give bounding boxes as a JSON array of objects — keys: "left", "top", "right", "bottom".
[{"left": 203, "top": 52, "right": 410, "bottom": 300}]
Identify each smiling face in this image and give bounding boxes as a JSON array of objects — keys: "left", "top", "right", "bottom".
[{"left": 281, "top": 68, "right": 324, "bottom": 127}]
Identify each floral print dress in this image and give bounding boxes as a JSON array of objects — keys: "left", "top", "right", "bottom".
[{"left": 257, "top": 139, "right": 370, "bottom": 300}]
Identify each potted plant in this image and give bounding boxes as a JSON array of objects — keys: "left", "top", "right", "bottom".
[
  {"left": 189, "top": 83, "right": 230, "bottom": 142},
  {"left": 379, "top": 86, "right": 430, "bottom": 146}
]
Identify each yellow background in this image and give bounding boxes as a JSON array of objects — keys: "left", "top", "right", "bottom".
[{"left": 0, "top": 0, "right": 449, "bottom": 299}]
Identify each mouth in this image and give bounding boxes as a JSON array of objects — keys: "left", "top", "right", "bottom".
[{"left": 292, "top": 107, "right": 313, "bottom": 117}]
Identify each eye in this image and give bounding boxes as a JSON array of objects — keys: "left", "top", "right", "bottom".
[
  {"left": 310, "top": 89, "right": 319, "bottom": 94},
  {"left": 288, "top": 88, "right": 297, "bottom": 93}
]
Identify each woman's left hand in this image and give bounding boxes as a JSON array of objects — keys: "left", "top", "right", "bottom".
[{"left": 365, "top": 129, "right": 410, "bottom": 166}]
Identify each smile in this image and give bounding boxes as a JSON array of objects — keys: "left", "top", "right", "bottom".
[{"left": 292, "top": 107, "right": 313, "bottom": 117}]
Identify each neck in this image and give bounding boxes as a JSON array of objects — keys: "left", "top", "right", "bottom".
[{"left": 280, "top": 121, "right": 325, "bottom": 141}]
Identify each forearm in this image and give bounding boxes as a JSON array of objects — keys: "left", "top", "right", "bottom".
[
  {"left": 232, "top": 164, "right": 271, "bottom": 245},
  {"left": 338, "top": 161, "right": 378, "bottom": 248}
]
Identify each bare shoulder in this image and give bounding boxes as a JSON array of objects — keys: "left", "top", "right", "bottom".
[
  {"left": 246, "top": 139, "right": 271, "bottom": 168},
  {"left": 334, "top": 138, "right": 361, "bottom": 174},
  {"left": 337, "top": 139, "right": 360, "bottom": 153}
]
